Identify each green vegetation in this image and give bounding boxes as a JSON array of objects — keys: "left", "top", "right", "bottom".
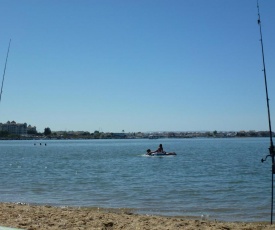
[
  {"left": 0, "top": 131, "right": 20, "bottom": 139},
  {"left": 44, "top": 127, "right": 52, "bottom": 136},
  {"left": 27, "top": 129, "right": 37, "bottom": 135},
  {"left": 0, "top": 131, "right": 9, "bottom": 137}
]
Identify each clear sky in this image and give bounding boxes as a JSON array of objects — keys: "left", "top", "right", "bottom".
[{"left": 0, "top": 0, "right": 274, "bottom": 133}]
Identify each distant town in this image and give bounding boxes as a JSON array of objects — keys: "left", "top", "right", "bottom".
[{"left": 0, "top": 120, "right": 274, "bottom": 140}]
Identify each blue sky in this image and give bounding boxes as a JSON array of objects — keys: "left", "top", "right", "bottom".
[{"left": 0, "top": 0, "right": 274, "bottom": 133}]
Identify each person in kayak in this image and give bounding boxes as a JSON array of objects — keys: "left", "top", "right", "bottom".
[
  {"left": 156, "top": 144, "right": 164, "bottom": 153},
  {"left": 146, "top": 144, "right": 164, "bottom": 155}
]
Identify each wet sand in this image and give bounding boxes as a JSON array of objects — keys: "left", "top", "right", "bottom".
[{"left": 0, "top": 203, "right": 275, "bottom": 230}]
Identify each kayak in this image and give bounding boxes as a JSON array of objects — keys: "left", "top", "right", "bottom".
[
  {"left": 146, "top": 149, "right": 176, "bottom": 156},
  {"left": 149, "top": 152, "right": 176, "bottom": 156}
]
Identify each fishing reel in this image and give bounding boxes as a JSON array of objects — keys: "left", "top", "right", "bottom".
[
  {"left": 261, "top": 154, "right": 271, "bottom": 163},
  {"left": 261, "top": 147, "right": 275, "bottom": 174}
]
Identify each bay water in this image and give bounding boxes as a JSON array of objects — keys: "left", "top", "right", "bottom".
[{"left": 0, "top": 138, "right": 272, "bottom": 222}]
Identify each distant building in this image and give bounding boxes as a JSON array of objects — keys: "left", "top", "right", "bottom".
[{"left": 0, "top": 121, "right": 36, "bottom": 135}]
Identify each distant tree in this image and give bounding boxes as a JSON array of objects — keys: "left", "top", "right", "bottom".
[
  {"left": 236, "top": 131, "right": 246, "bottom": 137},
  {"left": 44, "top": 127, "right": 52, "bottom": 136},
  {"left": 27, "top": 130, "right": 37, "bottom": 135},
  {"left": 82, "top": 132, "right": 90, "bottom": 136},
  {"left": 0, "top": 131, "right": 9, "bottom": 137},
  {"left": 213, "top": 130, "right": 217, "bottom": 136},
  {"left": 94, "top": 130, "right": 100, "bottom": 139}
]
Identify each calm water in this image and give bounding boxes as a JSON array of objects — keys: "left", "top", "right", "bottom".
[{"left": 0, "top": 138, "right": 272, "bottom": 222}]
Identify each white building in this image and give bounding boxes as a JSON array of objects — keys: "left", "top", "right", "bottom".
[{"left": 0, "top": 121, "right": 36, "bottom": 135}]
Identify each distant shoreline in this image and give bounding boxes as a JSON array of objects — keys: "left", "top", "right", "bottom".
[
  {"left": 0, "top": 136, "right": 272, "bottom": 141},
  {"left": 0, "top": 130, "right": 274, "bottom": 140}
]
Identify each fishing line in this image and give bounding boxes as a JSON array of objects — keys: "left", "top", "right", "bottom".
[{"left": 0, "top": 39, "right": 11, "bottom": 105}]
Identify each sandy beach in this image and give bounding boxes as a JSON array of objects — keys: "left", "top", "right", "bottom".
[{"left": 0, "top": 203, "right": 275, "bottom": 230}]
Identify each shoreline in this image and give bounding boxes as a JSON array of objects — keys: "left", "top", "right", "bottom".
[{"left": 0, "top": 203, "right": 274, "bottom": 230}]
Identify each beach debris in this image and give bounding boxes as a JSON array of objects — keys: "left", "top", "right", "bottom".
[
  {"left": 14, "top": 202, "right": 26, "bottom": 206},
  {"left": 102, "top": 221, "right": 114, "bottom": 230}
]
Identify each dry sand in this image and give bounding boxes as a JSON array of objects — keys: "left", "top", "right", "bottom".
[{"left": 0, "top": 203, "right": 275, "bottom": 230}]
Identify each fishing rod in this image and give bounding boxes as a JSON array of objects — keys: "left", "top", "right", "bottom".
[
  {"left": 257, "top": 0, "right": 275, "bottom": 224},
  {"left": 0, "top": 39, "right": 11, "bottom": 104}
]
